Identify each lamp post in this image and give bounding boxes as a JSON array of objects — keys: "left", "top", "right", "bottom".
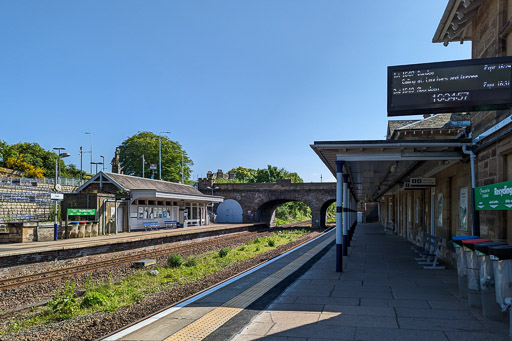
[
  {"left": 100, "top": 155, "right": 105, "bottom": 172},
  {"left": 158, "top": 131, "right": 170, "bottom": 181},
  {"left": 142, "top": 154, "right": 145, "bottom": 178},
  {"left": 52, "top": 148, "right": 70, "bottom": 241},
  {"left": 79, "top": 146, "right": 83, "bottom": 183},
  {"left": 91, "top": 161, "right": 102, "bottom": 174},
  {"left": 85, "top": 132, "right": 93, "bottom": 175}
]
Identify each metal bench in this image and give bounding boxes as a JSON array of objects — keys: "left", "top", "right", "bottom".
[
  {"left": 164, "top": 221, "right": 178, "bottom": 229},
  {"left": 143, "top": 222, "right": 159, "bottom": 231},
  {"left": 416, "top": 234, "right": 445, "bottom": 270}
]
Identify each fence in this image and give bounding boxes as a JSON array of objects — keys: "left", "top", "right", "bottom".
[{"left": 0, "top": 176, "right": 84, "bottom": 187}]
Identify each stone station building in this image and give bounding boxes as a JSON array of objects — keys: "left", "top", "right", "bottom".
[{"left": 63, "top": 172, "right": 223, "bottom": 234}]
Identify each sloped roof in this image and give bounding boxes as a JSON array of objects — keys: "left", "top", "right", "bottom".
[
  {"left": 387, "top": 120, "right": 419, "bottom": 138},
  {"left": 87, "top": 172, "right": 204, "bottom": 196},
  {"left": 397, "top": 114, "right": 460, "bottom": 130}
]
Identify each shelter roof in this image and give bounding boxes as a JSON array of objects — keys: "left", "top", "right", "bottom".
[
  {"left": 311, "top": 138, "right": 471, "bottom": 202},
  {"left": 103, "top": 172, "right": 202, "bottom": 195},
  {"left": 432, "top": 0, "right": 484, "bottom": 46}
]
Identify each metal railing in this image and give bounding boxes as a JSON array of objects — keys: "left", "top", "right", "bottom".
[{"left": 0, "top": 176, "right": 84, "bottom": 187}]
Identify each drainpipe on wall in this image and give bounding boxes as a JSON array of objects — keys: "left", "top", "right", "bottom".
[{"left": 462, "top": 145, "right": 480, "bottom": 237}]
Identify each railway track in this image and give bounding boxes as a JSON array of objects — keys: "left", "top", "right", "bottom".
[
  {"left": 0, "top": 223, "right": 315, "bottom": 290},
  {"left": 0, "top": 230, "right": 264, "bottom": 290}
]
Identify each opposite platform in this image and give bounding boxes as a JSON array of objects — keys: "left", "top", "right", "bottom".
[{"left": 0, "top": 223, "right": 260, "bottom": 267}]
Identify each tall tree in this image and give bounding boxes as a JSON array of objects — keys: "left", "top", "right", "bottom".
[{"left": 118, "top": 131, "right": 193, "bottom": 182}]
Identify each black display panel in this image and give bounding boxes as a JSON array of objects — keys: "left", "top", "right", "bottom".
[{"left": 387, "top": 57, "right": 512, "bottom": 116}]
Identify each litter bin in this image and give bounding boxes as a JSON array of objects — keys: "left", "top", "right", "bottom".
[
  {"left": 461, "top": 238, "right": 493, "bottom": 308},
  {"left": 452, "top": 236, "right": 479, "bottom": 298},
  {"left": 474, "top": 241, "right": 508, "bottom": 320},
  {"left": 489, "top": 245, "right": 512, "bottom": 309}
]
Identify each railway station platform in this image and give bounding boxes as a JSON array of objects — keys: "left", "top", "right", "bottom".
[
  {"left": 0, "top": 223, "right": 262, "bottom": 268},
  {"left": 105, "top": 223, "right": 509, "bottom": 341}
]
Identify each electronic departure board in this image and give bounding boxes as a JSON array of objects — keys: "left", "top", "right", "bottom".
[{"left": 387, "top": 56, "right": 512, "bottom": 117}]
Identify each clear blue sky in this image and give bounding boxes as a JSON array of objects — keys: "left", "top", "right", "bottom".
[{"left": 0, "top": 1, "right": 470, "bottom": 182}]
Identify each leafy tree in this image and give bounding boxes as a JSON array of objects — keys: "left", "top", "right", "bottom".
[
  {"left": 118, "top": 131, "right": 193, "bottom": 182},
  {"left": 230, "top": 166, "right": 257, "bottom": 182},
  {"left": 5, "top": 154, "right": 44, "bottom": 178},
  {"left": 0, "top": 141, "right": 84, "bottom": 179}
]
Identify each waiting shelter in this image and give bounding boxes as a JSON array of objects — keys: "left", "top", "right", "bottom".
[
  {"left": 311, "top": 115, "right": 475, "bottom": 271},
  {"left": 63, "top": 172, "right": 223, "bottom": 234}
]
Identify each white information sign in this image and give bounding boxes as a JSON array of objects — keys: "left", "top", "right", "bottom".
[{"left": 51, "top": 193, "right": 64, "bottom": 201}]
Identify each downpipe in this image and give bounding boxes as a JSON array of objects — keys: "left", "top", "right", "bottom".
[{"left": 462, "top": 145, "right": 480, "bottom": 237}]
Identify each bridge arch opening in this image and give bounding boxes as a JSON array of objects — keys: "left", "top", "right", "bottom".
[
  {"left": 216, "top": 199, "right": 243, "bottom": 223},
  {"left": 258, "top": 199, "right": 312, "bottom": 227},
  {"left": 320, "top": 200, "right": 336, "bottom": 228}
]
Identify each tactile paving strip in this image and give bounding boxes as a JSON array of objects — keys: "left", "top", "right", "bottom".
[{"left": 164, "top": 233, "right": 335, "bottom": 341}]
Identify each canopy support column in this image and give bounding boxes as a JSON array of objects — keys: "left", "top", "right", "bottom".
[{"left": 335, "top": 160, "right": 344, "bottom": 272}]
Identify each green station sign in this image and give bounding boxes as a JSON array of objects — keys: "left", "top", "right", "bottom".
[
  {"left": 67, "top": 208, "right": 96, "bottom": 216},
  {"left": 475, "top": 180, "right": 512, "bottom": 210}
]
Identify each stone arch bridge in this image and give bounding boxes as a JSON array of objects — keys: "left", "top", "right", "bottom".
[{"left": 198, "top": 179, "right": 336, "bottom": 228}]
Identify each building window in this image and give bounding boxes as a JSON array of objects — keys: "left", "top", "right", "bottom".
[
  {"left": 148, "top": 200, "right": 155, "bottom": 206},
  {"left": 158, "top": 201, "right": 164, "bottom": 206},
  {"left": 138, "top": 200, "right": 146, "bottom": 205}
]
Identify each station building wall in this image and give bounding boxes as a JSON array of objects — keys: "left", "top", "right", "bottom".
[{"left": 466, "top": 0, "right": 512, "bottom": 244}]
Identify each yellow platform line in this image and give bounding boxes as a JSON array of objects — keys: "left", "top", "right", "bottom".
[{"left": 164, "top": 233, "right": 335, "bottom": 341}]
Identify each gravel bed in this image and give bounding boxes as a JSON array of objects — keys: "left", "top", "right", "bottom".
[{"left": 0, "top": 228, "right": 321, "bottom": 341}]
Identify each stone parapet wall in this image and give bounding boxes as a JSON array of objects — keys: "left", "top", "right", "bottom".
[
  {"left": 0, "top": 180, "right": 79, "bottom": 224},
  {"left": 0, "top": 221, "right": 100, "bottom": 243}
]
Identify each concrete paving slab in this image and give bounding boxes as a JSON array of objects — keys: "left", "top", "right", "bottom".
[
  {"left": 294, "top": 296, "right": 360, "bottom": 306},
  {"left": 267, "top": 303, "right": 325, "bottom": 312},
  {"left": 395, "top": 307, "right": 475, "bottom": 319},
  {"left": 354, "top": 327, "right": 449, "bottom": 341},
  {"left": 317, "top": 314, "right": 399, "bottom": 329},
  {"left": 444, "top": 331, "right": 510, "bottom": 341},
  {"left": 331, "top": 289, "right": 394, "bottom": 299},
  {"left": 237, "top": 321, "right": 275, "bottom": 336},
  {"left": 266, "top": 323, "right": 356, "bottom": 340},
  {"left": 322, "top": 305, "right": 395, "bottom": 317},
  {"left": 397, "top": 317, "right": 486, "bottom": 331}
]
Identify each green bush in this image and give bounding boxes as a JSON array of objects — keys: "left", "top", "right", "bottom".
[
  {"left": 47, "top": 281, "right": 78, "bottom": 320},
  {"left": 267, "top": 239, "right": 275, "bottom": 247},
  {"left": 81, "top": 292, "right": 108, "bottom": 308},
  {"left": 167, "top": 254, "right": 183, "bottom": 268},
  {"left": 184, "top": 257, "right": 197, "bottom": 267},
  {"left": 218, "top": 248, "right": 230, "bottom": 258}
]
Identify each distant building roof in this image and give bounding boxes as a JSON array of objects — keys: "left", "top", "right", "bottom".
[
  {"left": 387, "top": 120, "right": 419, "bottom": 139},
  {"left": 76, "top": 172, "right": 211, "bottom": 198},
  {"left": 388, "top": 114, "right": 468, "bottom": 140},
  {"left": 104, "top": 172, "right": 202, "bottom": 196}
]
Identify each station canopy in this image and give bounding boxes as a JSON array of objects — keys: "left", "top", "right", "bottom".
[{"left": 311, "top": 138, "right": 472, "bottom": 202}]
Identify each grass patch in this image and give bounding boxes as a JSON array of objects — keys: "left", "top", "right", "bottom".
[{"left": 0, "top": 229, "right": 311, "bottom": 336}]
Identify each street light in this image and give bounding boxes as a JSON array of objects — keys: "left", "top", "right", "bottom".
[
  {"left": 158, "top": 131, "right": 170, "bottom": 180},
  {"left": 91, "top": 161, "right": 102, "bottom": 174},
  {"left": 52, "top": 148, "right": 70, "bottom": 241},
  {"left": 100, "top": 155, "right": 105, "bottom": 172},
  {"left": 85, "top": 132, "right": 93, "bottom": 175},
  {"left": 205, "top": 185, "right": 219, "bottom": 195}
]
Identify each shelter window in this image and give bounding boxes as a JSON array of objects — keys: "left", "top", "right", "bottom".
[
  {"left": 158, "top": 201, "right": 164, "bottom": 206},
  {"left": 138, "top": 200, "right": 146, "bottom": 205},
  {"left": 165, "top": 201, "right": 171, "bottom": 206},
  {"left": 148, "top": 200, "right": 155, "bottom": 206}
]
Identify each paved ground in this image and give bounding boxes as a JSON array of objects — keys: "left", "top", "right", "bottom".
[
  {"left": 0, "top": 223, "right": 255, "bottom": 256},
  {"left": 231, "top": 223, "right": 509, "bottom": 341}
]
